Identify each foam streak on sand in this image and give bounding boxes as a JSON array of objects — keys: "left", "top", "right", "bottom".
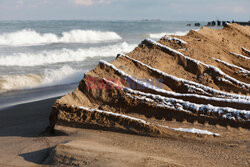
[
  {"left": 242, "top": 47, "right": 250, "bottom": 56},
  {"left": 77, "top": 105, "right": 150, "bottom": 125},
  {"left": 230, "top": 52, "right": 250, "bottom": 60},
  {"left": 0, "top": 42, "right": 136, "bottom": 66},
  {"left": 164, "top": 36, "right": 188, "bottom": 45},
  {"left": 0, "top": 29, "right": 122, "bottom": 46},
  {"left": 213, "top": 58, "right": 250, "bottom": 75},
  {"left": 172, "top": 128, "right": 219, "bottom": 136}
]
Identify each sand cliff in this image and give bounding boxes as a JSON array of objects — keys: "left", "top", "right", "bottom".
[{"left": 49, "top": 24, "right": 250, "bottom": 140}]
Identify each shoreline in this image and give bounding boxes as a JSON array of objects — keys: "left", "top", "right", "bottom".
[
  {"left": 0, "top": 94, "right": 62, "bottom": 111},
  {"left": 0, "top": 83, "right": 77, "bottom": 110}
]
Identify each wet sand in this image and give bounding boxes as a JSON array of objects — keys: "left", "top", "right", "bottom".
[{"left": 0, "top": 97, "right": 58, "bottom": 166}]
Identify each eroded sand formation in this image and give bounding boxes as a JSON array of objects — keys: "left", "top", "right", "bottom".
[{"left": 49, "top": 24, "right": 250, "bottom": 139}]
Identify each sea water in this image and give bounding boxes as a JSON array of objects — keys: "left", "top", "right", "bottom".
[{"left": 0, "top": 20, "right": 203, "bottom": 108}]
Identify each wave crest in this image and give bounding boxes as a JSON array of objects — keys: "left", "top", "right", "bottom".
[
  {"left": 0, "top": 66, "right": 84, "bottom": 92},
  {"left": 0, "top": 29, "right": 122, "bottom": 46},
  {"left": 148, "top": 31, "right": 189, "bottom": 38},
  {"left": 0, "top": 42, "right": 136, "bottom": 66}
]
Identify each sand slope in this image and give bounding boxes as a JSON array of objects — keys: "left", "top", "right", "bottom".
[
  {"left": 46, "top": 24, "right": 250, "bottom": 166},
  {"left": 50, "top": 23, "right": 250, "bottom": 131}
]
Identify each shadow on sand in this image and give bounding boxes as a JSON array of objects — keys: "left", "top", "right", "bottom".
[{"left": 19, "top": 147, "right": 53, "bottom": 165}]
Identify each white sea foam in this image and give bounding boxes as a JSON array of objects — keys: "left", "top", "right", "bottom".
[
  {"left": 0, "top": 66, "right": 85, "bottom": 92},
  {"left": 149, "top": 31, "right": 189, "bottom": 38},
  {"left": 0, "top": 42, "right": 136, "bottom": 66},
  {"left": 0, "top": 29, "right": 122, "bottom": 46}
]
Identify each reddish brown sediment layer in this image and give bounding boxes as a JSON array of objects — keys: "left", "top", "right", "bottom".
[{"left": 49, "top": 23, "right": 250, "bottom": 136}]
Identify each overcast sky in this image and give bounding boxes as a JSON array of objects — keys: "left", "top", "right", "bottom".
[{"left": 0, "top": 0, "right": 249, "bottom": 21}]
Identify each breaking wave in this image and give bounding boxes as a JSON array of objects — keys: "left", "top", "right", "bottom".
[
  {"left": 0, "top": 29, "right": 122, "bottom": 46},
  {"left": 0, "top": 66, "right": 85, "bottom": 92},
  {"left": 148, "top": 31, "right": 189, "bottom": 38},
  {"left": 0, "top": 42, "right": 136, "bottom": 66}
]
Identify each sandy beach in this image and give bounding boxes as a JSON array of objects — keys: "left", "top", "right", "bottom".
[{"left": 0, "top": 96, "right": 249, "bottom": 167}]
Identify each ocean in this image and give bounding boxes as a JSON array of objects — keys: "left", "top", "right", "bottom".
[{"left": 0, "top": 20, "right": 203, "bottom": 108}]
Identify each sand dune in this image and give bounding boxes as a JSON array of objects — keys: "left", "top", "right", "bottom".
[
  {"left": 50, "top": 23, "right": 249, "bottom": 129},
  {"left": 47, "top": 24, "right": 250, "bottom": 166}
]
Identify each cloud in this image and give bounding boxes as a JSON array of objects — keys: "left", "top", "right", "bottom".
[
  {"left": 18, "top": 0, "right": 23, "bottom": 4},
  {"left": 74, "top": 0, "right": 92, "bottom": 6},
  {"left": 73, "top": 0, "right": 110, "bottom": 6},
  {"left": 231, "top": 6, "right": 248, "bottom": 14},
  {"left": 214, "top": 5, "right": 248, "bottom": 14}
]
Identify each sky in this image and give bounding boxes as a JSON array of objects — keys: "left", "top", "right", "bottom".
[{"left": 0, "top": 0, "right": 249, "bottom": 21}]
